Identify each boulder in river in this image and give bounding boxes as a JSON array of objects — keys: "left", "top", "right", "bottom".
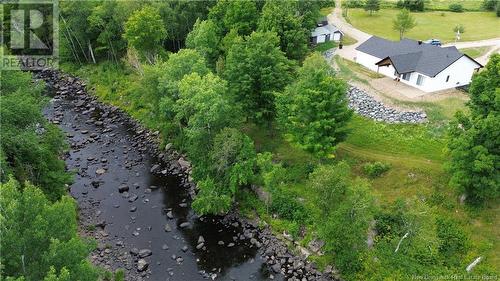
[
  {"left": 137, "top": 259, "right": 149, "bottom": 272},
  {"left": 138, "top": 249, "right": 152, "bottom": 258},
  {"left": 179, "top": 222, "right": 191, "bottom": 229},
  {"left": 95, "top": 168, "right": 106, "bottom": 175},
  {"left": 118, "top": 184, "right": 129, "bottom": 193},
  {"left": 164, "top": 223, "right": 172, "bottom": 232}
]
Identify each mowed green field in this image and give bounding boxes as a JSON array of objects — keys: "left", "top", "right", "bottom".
[
  {"left": 348, "top": 9, "right": 500, "bottom": 42},
  {"left": 383, "top": 0, "right": 483, "bottom": 11}
]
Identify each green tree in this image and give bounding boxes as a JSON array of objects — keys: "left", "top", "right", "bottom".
[
  {"left": 309, "top": 161, "right": 351, "bottom": 215},
  {"left": 174, "top": 73, "right": 239, "bottom": 161},
  {"left": 397, "top": 0, "right": 425, "bottom": 11},
  {"left": 317, "top": 174, "right": 375, "bottom": 274},
  {"left": 447, "top": 54, "right": 499, "bottom": 204},
  {"left": 258, "top": 1, "right": 309, "bottom": 60},
  {"left": 124, "top": 6, "right": 167, "bottom": 63},
  {"left": 191, "top": 177, "right": 233, "bottom": 215},
  {"left": 209, "top": 0, "right": 259, "bottom": 36},
  {"left": 276, "top": 53, "right": 351, "bottom": 158},
  {"left": 59, "top": 1, "right": 98, "bottom": 63},
  {"left": 87, "top": 1, "right": 139, "bottom": 62},
  {"left": 295, "top": 0, "right": 323, "bottom": 31},
  {"left": 155, "top": 1, "right": 215, "bottom": 51},
  {"left": 157, "top": 49, "right": 210, "bottom": 136},
  {"left": 224, "top": 0, "right": 258, "bottom": 35},
  {"left": 209, "top": 128, "right": 256, "bottom": 194},
  {"left": 158, "top": 49, "right": 210, "bottom": 98},
  {"left": 0, "top": 179, "right": 98, "bottom": 281},
  {"left": 192, "top": 128, "right": 257, "bottom": 215},
  {"left": 186, "top": 19, "right": 221, "bottom": 66},
  {"left": 393, "top": 8, "right": 417, "bottom": 40},
  {"left": 224, "top": 31, "right": 294, "bottom": 122},
  {"left": 0, "top": 70, "right": 71, "bottom": 200},
  {"left": 482, "top": 0, "right": 498, "bottom": 10},
  {"left": 365, "top": 0, "right": 380, "bottom": 15}
]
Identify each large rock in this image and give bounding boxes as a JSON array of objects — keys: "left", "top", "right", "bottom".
[
  {"left": 137, "top": 259, "right": 149, "bottom": 272},
  {"left": 118, "top": 184, "right": 129, "bottom": 193},
  {"left": 138, "top": 249, "right": 152, "bottom": 258}
]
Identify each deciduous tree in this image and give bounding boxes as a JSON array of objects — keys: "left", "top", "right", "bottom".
[
  {"left": 175, "top": 73, "right": 239, "bottom": 160},
  {"left": 124, "top": 6, "right": 167, "bottom": 63},
  {"left": 393, "top": 8, "right": 416, "bottom": 39},
  {"left": 186, "top": 19, "right": 221, "bottom": 66},
  {"left": 258, "top": 1, "right": 309, "bottom": 60},
  {"left": 276, "top": 53, "right": 351, "bottom": 158},
  {"left": 447, "top": 54, "right": 499, "bottom": 204},
  {"left": 0, "top": 179, "right": 98, "bottom": 281},
  {"left": 224, "top": 31, "right": 294, "bottom": 122}
]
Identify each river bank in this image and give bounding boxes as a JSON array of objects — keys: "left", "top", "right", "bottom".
[{"left": 37, "top": 69, "right": 336, "bottom": 281}]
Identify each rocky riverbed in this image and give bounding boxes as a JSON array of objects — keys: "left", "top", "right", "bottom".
[
  {"left": 37, "top": 69, "right": 336, "bottom": 281},
  {"left": 347, "top": 86, "right": 427, "bottom": 123}
]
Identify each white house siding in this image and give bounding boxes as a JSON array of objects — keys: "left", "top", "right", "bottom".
[
  {"left": 355, "top": 51, "right": 380, "bottom": 72},
  {"left": 356, "top": 51, "right": 397, "bottom": 77},
  {"left": 421, "top": 56, "right": 479, "bottom": 92},
  {"left": 333, "top": 32, "right": 341, "bottom": 41}
]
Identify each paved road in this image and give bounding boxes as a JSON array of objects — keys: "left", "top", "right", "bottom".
[{"left": 328, "top": 0, "right": 500, "bottom": 63}]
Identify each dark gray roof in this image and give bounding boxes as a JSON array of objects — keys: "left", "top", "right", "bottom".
[{"left": 356, "top": 36, "right": 481, "bottom": 77}]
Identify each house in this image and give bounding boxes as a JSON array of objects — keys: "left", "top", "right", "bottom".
[
  {"left": 355, "top": 36, "right": 482, "bottom": 92},
  {"left": 311, "top": 24, "right": 344, "bottom": 44}
]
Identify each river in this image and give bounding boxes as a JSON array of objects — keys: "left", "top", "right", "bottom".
[{"left": 40, "top": 70, "right": 281, "bottom": 281}]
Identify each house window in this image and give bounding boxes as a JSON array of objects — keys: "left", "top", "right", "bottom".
[
  {"left": 446, "top": 75, "right": 450, "bottom": 82},
  {"left": 402, "top": 73, "right": 411, "bottom": 81},
  {"left": 417, "top": 74, "right": 425, "bottom": 86}
]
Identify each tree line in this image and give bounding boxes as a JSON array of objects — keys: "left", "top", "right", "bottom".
[{"left": 0, "top": 66, "right": 100, "bottom": 280}]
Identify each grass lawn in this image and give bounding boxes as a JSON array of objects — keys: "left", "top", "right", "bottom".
[
  {"left": 334, "top": 56, "right": 383, "bottom": 85},
  {"left": 461, "top": 46, "right": 491, "bottom": 58},
  {"left": 341, "top": 34, "right": 357, "bottom": 45},
  {"left": 320, "top": 6, "right": 334, "bottom": 16},
  {"left": 382, "top": 0, "right": 483, "bottom": 11},
  {"left": 313, "top": 41, "right": 337, "bottom": 52},
  {"left": 348, "top": 9, "right": 500, "bottom": 43}
]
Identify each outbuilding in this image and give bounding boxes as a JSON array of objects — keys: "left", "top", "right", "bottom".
[{"left": 311, "top": 24, "right": 343, "bottom": 44}]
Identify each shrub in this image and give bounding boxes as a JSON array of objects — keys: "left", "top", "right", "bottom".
[
  {"left": 397, "top": 0, "right": 425, "bottom": 11},
  {"left": 270, "top": 190, "right": 308, "bottom": 222},
  {"left": 436, "top": 217, "right": 470, "bottom": 265},
  {"left": 363, "top": 162, "right": 391, "bottom": 178},
  {"left": 482, "top": 0, "right": 497, "bottom": 11},
  {"left": 449, "top": 3, "right": 464, "bottom": 12}
]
